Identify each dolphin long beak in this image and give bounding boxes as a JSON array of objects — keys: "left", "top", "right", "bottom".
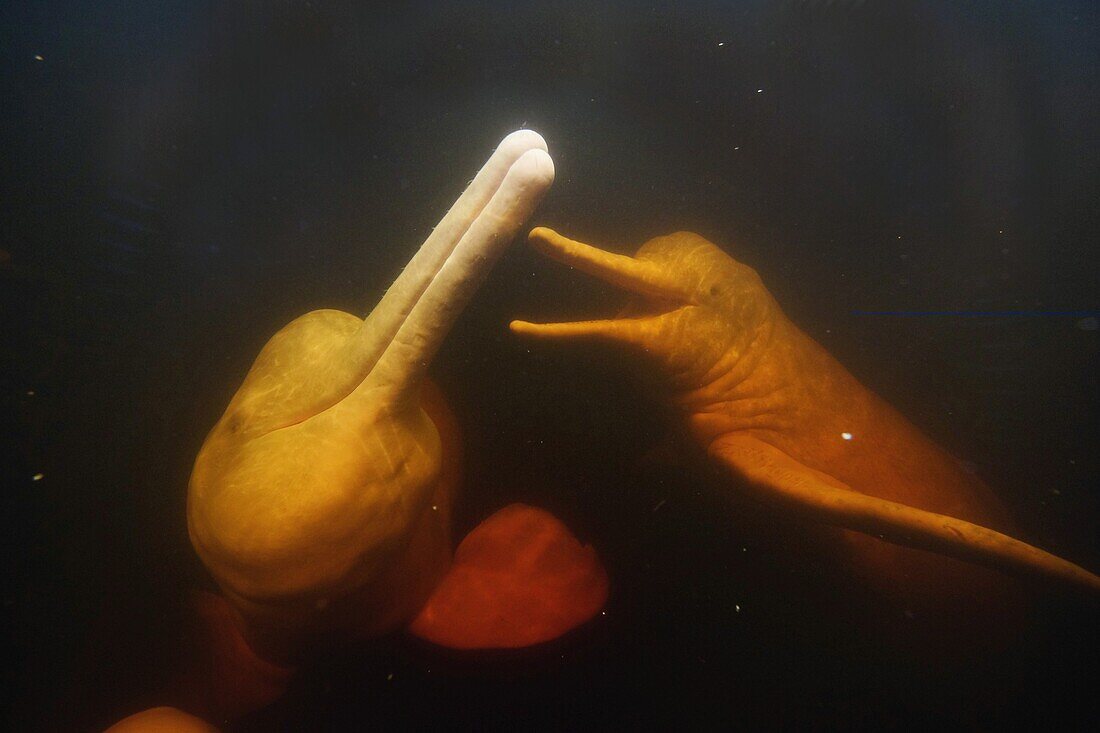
[
  {"left": 510, "top": 227, "right": 689, "bottom": 349},
  {"left": 350, "top": 131, "right": 555, "bottom": 406},
  {"left": 526, "top": 227, "right": 691, "bottom": 302}
]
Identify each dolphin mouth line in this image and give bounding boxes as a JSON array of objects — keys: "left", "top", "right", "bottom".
[
  {"left": 282, "top": 234, "right": 482, "bottom": 432},
  {"left": 510, "top": 228, "right": 703, "bottom": 343},
  {"left": 257, "top": 237, "right": 487, "bottom": 437},
  {"left": 251, "top": 131, "right": 555, "bottom": 436}
]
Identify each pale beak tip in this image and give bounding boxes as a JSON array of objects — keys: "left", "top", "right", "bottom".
[
  {"left": 499, "top": 128, "right": 549, "bottom": 156},
  {"left": 509, "top": 148, "right": 555, "bottom": 192}
]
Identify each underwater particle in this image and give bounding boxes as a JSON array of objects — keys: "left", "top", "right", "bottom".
[
  {"left": 386, "top": 673, "right": 393, "bottom": 681},
  {"left": 26, "top": 390, "right": 35, "bottom": 397},
  {"left": 735, "top": 604, "right": 741, "bottom": 612},
  {"left": 1076, "top": 317, "right": 1098, "bottom": 331},
  {"left": 841, "top": 432, "right": 853, "bottom": 441},
  {"left": 718, "top": 42, "right": 725, "bottom": 46},
  {"left": 32, "top": 473, "right": 43, "bottom": 481},
  {"left": 34, "top": 54, "right": 43, "bottom": 61},
  {"left": 756, "top": 88, "right": 763, "bottom": 93}
]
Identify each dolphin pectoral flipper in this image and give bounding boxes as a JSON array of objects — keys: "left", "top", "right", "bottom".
[
  {"left": 710, "top": 433, "right": 1100, "bottom": 592},
  {"left": 408, "top": 503, "right": 609, "bottom": 650}
]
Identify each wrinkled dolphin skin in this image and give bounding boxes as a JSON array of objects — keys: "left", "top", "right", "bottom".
[
  {"left": 187, "top": 131, "right": 555, "bottom": 664},
  {"left": 512, "top": 228, "right": 1100, "bottom": 623}
]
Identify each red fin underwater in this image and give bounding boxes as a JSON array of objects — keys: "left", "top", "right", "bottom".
[{"left": 408, "top": 503, "right": 609, "bottom": 649}]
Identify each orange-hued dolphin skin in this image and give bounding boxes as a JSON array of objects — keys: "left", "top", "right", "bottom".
[
  {"left": 187, "top": 130, "right": 556, "bottom": 663},
  {"left": 104, "top": 707, "right": 219, "bottom": 732},
  {"left": 512, "top": 228, "right": 1100, "bottom": 603},
  {"left": 409, "top": 503, "right": 609, "bottom": 649}
]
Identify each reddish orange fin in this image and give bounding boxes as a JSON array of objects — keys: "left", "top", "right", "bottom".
[{"left": 408, "top": 503, "right": 609, "bottom": 649}]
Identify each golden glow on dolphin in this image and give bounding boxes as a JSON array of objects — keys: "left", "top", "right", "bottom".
[
  {"left": 512, "top": 227, "right": 1100, "bottom": 597},
  {"left": 187, "top": 131, "right": 555, "bottom": 661},
  {"left": 104, "top": 707, "right": 218, "bottom": 733}
]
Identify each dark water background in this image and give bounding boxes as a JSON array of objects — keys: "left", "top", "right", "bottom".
[{"left": 3, "top": 1, "right": 1098, "bottom": 729}]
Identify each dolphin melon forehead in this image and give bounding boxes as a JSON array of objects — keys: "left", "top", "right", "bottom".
[{"left": 187, "top": 129, "right": 556, "bottom": 639}]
